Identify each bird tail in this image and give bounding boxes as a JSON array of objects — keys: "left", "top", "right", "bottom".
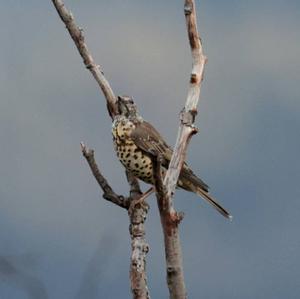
[
  {"left": 179, "top": 169, "right": 232, "bottom": 219},
  {"left": 195, "top": 187, "right": 232, "bottom": 220}
]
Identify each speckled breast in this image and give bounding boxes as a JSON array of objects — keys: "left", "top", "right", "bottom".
[{"left": 113, "top": 136, "right": 154, "bottom": 184}]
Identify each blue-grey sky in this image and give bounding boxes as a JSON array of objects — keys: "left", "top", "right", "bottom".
[{"left": 1, "top": 0, "right": 300, "bottom": 298}]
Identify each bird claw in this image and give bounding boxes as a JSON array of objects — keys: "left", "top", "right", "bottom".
[{"left": 128, "top": 187, "right": 154, "bottom": 216}]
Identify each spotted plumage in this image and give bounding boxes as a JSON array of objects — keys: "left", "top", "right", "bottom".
[
  {"left": 112, "top": 116, "right": 155, "bottom": 184},
  {"left": 112, "top": 96, "right": 231, "bottom": 219}
]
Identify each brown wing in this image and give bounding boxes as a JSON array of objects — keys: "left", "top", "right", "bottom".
[
  {"left": 179, "top": 168, "right": 209, "bottom": 192},
  {"left": 131, "top": 121, "right": 209, "bottom": 192},
  {"left": 130, "top": 121, "right": 173, "bottom": 167}
]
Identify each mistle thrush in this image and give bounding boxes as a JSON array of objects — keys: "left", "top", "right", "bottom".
[{"left": 112, "top": 96, "right": 231, "bottom": 219}]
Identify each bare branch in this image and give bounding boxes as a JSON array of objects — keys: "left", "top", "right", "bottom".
[
  {"left": 51, "top": 0, "right": 154, "bottom": 296},
  {"left": 125, "top": 171, "right": 151, "bottom": 299},
  {"left": 164, "top": 0, "right": 207, "bottom": 198},
  {"left": 129, "top": 215, "right": 151, "bottom": 299},
  {"left": 81, "top": 142, "right": 130, "bottom": 209},
  {"left": 128, "top": 194, "right": 151, "bottom": 298},
  {"left": 153, "top": 1, "right": 206, "bottom": 298},
  {"left": 152, "top": 155, "right": 186, "bottom": 299},
  {"left": 51, "top": 0, "right": 118, "bottom": 118},
  {"left": 51, "top": 0, "right": 152, "bottom": 295}
]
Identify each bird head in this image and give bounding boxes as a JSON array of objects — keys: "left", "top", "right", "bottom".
[
  {"left": 117, "top": 95, "right": 140, "bottom": 120},
  {"left": 112, "top": 96, "right": 143, "bottom": 139}
]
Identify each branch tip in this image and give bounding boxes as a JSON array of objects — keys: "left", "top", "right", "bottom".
[
  {"left": 51, "top": 0, "right": 118, "bottom": 119},
  {"left": 80, "top": 141, "right": 85, "bottom": 150}
]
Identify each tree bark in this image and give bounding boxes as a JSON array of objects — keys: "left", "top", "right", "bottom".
[
  {"left": 164, "top": 0, "right": 207, "bottom": 198},
  {"left": 153, "top": 1, "right": 207, "bottom": 298},
  {"left": 127, "top": 172, "right": 151, "bottom": 299}
]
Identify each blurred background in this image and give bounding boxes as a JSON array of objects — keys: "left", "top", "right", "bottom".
[{"left": 0, "top": 0, "right": 299, "bottom": 298}]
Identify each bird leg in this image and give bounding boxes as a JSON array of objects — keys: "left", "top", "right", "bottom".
[{"left": 128, "top": 187, "right": 155, "bottom": 217}]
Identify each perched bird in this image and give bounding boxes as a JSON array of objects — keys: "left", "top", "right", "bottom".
[{"left": 112, "top": 96, "right": 231, "bottom": 219}]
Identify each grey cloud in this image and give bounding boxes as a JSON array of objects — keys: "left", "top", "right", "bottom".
[{"left": 0, "top": 0, "right": 299, "bottom": 298}]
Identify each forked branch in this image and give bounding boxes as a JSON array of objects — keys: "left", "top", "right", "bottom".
[
  {"left": 51, "top": 0, "right": 150, "bottom": 297},
  {"left": 81, "top": 143, "right": 150, "bottom": 299}
]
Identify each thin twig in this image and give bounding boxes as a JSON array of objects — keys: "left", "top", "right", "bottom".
[
  {"left": 51, "top": 0, "right": 118, "bottom": 118},
  {"left": 80, "top": 142, "right": 130, "bottom": 209}
]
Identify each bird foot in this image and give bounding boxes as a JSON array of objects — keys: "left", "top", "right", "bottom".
[{"left": 128, "top": 187, "right": 154, "bottom": 216}]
